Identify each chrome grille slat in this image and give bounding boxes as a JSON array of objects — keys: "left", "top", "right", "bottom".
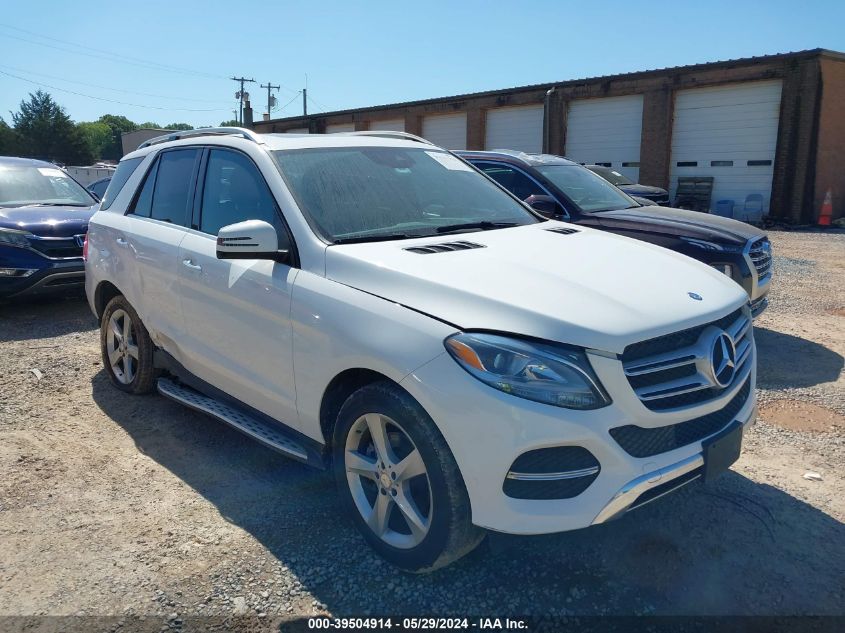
[{"left": 622, "top": 309, "right": 753, "bottom": 411}]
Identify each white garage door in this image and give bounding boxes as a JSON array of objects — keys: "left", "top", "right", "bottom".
[
  {"left": 670, "top": 80, "right": 782, "bottom": 215},
  {"left": 326, "top": 123, "right": 355, "bottom": 133},
  {"left": 485, "top": 104, "right": 544, "bottom": 153},
  {"left": 369, "top": 118, "right": 405, "bottom": 131},
  {"left": 565, "top": 95, "right": 644, "bottom": 182},
  {"left": 422, "top": 113, "right": 467, "bottom": 150}
]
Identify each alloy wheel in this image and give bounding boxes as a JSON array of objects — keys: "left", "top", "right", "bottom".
[
  {"left": 344, "top": 413, "right": 433, "bottom": 549},
  {"left": 106, "top": 308, "right": 139, "bottom": 385}
]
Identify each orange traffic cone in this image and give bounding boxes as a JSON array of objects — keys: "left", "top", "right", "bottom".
[{"left": 819, "top": 189, "right": 833, "bottom": 226}]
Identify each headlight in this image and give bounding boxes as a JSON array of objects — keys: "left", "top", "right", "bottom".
[
  {"left": 710, "top": 263, "right": 733, "bottom": 276},
  {"left": 0, "top": 228, "right": 32, "bottom": 248},
  {"left": 681, "top": 237, "right": 742, "bottom": 253},
  {"left": 444, "top": 333, "right": 611, "bottom": 410}
]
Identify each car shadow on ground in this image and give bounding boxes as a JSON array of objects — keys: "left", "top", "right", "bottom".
[
  {"left": 755, "top": 327, "right": 844, "bottom": 389},
  {"left": 91, "top": 371, "right": 845, "bottom": 617},
  {"left": 0, "top": 295, "right": 94, "bottom": 342}
]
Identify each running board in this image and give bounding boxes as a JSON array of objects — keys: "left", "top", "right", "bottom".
[{"left": 157, "top": 378, "right": 309, "bottom": 462}]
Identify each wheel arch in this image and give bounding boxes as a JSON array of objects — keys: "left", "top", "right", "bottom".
[
  {"left": 94, "top": 280, "right": 124, "bottom": 319},
  {"left": 319, "top": 368, "right": 405, "bottom": 455}
]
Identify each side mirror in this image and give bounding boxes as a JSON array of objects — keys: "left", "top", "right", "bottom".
[
  {"left": 216, "top": 220, "right": 289, "bottom": 263},
  {"left": 524, "top": 194, "right": 561, "bottom": 218}
]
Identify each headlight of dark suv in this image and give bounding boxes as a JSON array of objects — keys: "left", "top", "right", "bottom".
[
  {"left": 445, "top": 333, "right": 611, "bottom": 410},
  {"left": 680, "top": 237, "right": 743, "bottom": 253},
  {"left": 0, "top": 228, "right": 32, "bottom": 248}
]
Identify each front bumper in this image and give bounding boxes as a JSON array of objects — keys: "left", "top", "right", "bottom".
[
  {"left": 401, "top": 341, "right": 757, "bottom": 535},
  {"left": 0, "top": 259, "right": 85, "bottom": 298}
]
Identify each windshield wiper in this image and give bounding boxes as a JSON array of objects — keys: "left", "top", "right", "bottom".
[
  {"left": 27, "top": 202, "right": 91, "bottom": 207},
  {"left": 435, "top": 221, "right": 520, "bottom": 234},
  {"left": 332, "top": 232, "right": 428, "bottom": 245}
]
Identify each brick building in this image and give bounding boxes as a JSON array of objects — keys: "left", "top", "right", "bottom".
[{"left": 254, "top": 49, "right": 845, "bottom": 223}]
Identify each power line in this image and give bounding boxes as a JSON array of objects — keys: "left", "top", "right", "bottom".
[
  {"left": 0, "top": 63, "right": 231, "bottom": 105},
  {"left": 0, "top": 24, "right": 224, "bottom": 80},
  {"left": 0, "top": 24, "right": 303, "bottom": 96},
  {"left": 0, "top": 69, "right": 228, "bottom": 113},
  {"left": 278, "top": 91, "right": 302, "bottom": 113}
]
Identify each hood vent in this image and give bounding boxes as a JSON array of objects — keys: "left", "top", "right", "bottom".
[
  {"left": 405, "top": 240, "right": 485, "bottom": 254},
  {"left": 545, "top": 226, "right": 579, "bottom": 236}
]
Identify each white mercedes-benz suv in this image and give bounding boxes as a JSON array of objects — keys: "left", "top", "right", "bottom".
[{"left": 85, "top": 128, "right": 756, "bottom": 571}]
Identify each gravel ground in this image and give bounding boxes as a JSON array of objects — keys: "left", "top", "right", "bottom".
[{"left": 0, "top": 229, "right": 843, "bottom": 625}]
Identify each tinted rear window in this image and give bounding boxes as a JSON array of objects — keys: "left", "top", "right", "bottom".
[
  {"left": 100, "top": 157, "right": 142, "bottom": 210},
  {"left": 150, "top": 149, "right": 199, "bottom": 226}
]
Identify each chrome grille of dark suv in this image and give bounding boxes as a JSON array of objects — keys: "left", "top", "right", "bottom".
[
  {"left": 748, "top": 236, "right": 772, "bottom": 279},
  {"left": 621, "top": 307, "right": 753, "bottom": 411},
  {"left": 27, "top": 235, "right": 84, "bottom": 259}
]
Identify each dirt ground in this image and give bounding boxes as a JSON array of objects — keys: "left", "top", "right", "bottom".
[{"left": 0, "top": 229, "right": 843, "bottom": 624}]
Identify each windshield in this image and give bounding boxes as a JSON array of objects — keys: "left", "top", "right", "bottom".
[
  {"left": 272, "top": 147, "right": 538, "bottom": 242},
  {"left": 0, "top": 163, "right": 95, "bottom": 207},
  {"left": 536, "top": 165, "right": 638, "bottom": 213},
  {"left": 588, "top": 165, "right": 634, "bottom": 186}
]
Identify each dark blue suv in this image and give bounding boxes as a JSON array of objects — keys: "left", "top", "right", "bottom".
[{"left": 0, "top": 156, "right": 98, "bottom": 299}]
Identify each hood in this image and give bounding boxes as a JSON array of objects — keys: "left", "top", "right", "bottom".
[
  {"left": 324, "top": 223, "right": 748, "bottom": 354},
  {"left": 595, "top": 205, "right": 763, "bottom": 243},
  {"left": 0, "top": 204, "right": 95, "bottom": 237},
  {"left": 618, "top": 183, "right": 667, "bottom": 196}
]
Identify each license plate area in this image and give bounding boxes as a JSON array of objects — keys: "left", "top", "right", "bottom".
[{"left": 702, "top": 421, "right": 743, "bottom": 482}]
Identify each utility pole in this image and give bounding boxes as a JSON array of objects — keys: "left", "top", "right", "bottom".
[
  {"left": 230, "top": 76, "right": 256, "bottom": 125},
  {"left": 260, "top": 82, "right": 280, "bottom": 120},
  {"left": 302, "top": 87, "right": 307, "bottom": 116}
]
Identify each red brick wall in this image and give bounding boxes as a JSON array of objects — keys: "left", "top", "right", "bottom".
[{"left": 814, "top": 58, "right": 845, "bottom": 222}]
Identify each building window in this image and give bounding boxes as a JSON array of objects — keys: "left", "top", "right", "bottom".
[
  {"left": 677, "top": 161, "right": 698, "bottom": 167},
  {"left": 710, "top": 160, "right": 734, "bottom": 167},
  {"left": 747, "top": 160, "right": 773, "bottom": 166},
  {"left": 622, "top": 161, "right": 640, "bottom": 167}
]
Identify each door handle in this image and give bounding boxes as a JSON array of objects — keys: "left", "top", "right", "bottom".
[
  {"left": 115, "top": 237, "right": 128, "bottom": 246},
  {"left": 182, "top": 259, "right": 202, "bottom": 271}
]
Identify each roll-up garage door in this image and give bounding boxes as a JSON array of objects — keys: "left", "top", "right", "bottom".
[
  {"left": 325, "top": 123, "right": 355, "bottom": 133},
  {"left": 369, "top": 118, "right": 405, "bottom": 131},
  {"left": 670, "top": 80, "right": 782, "bottom": 215},
  {"left": 484, "top": 104, "right": 544, "bottom": 153},
  {"left": 422, "top": 113, "right": 467, "bottom": 150},
  {"left": 565, "top": 95, "right": 644, "bottom": 182}
]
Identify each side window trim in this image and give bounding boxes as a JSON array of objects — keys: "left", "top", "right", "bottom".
[
  {"left": 475, "top": 160, "right": 570, "bottom": 219},
  {"left": 126, "top": 155, "right": 160, "bottom": 217},
  {"left": 196, "top": 146, "right": 300, "bottom": 268}
]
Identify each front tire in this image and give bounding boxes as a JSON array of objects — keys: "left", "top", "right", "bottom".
[
  {"left": 100, "top": 295, "right": 157, "bottom": 394},
  {"left": 333, "top": 381, "right": 484, "bottom": 572}
]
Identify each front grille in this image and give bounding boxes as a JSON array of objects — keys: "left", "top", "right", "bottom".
[
  {"left": 610, "top": 379, "right": 751, "bottom": 458},
  {"left": 27, "top": 235, "right": 83, "bottom": 259},
  {"left": 621, "top": 307, "right": 752, "bottom": 411},
  {"left": 748, "top": 236, "right": 772, "bottom": 279},
  {"left": 503, "top": 447, "right": 600, "bottom": 500}
]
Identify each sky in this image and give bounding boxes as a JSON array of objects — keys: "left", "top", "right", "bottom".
[{"left": 1, "top": 0, "right": 843, "bottom": 128}]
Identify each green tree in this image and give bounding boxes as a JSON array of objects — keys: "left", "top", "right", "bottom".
[
  {"left": 219, "top": 119, "right": 240, "bottom": 127},
  {"left": 77, "top": 121, "right": 112, "bottom": 160},
  {"left": 137, "top": 121, "right": 161, "bottom": 129},
  {"left": 11, "top": 91, "right": 93, "bottom": 164},
  {"left": 97, "top": 114, "right": 137, "bottom": 161},
  {"left": 0, "top": 117, "right": 20, "bottom": 155},
  {"left": 165, "top": 123, "right": 193, "bottom": 130}
]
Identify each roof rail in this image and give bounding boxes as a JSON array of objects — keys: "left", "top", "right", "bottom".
[
  {"left": 339, "top": 131, "right": 435, "bottom": 145},
  {"left": 137, "top": 127, "right": 264, "bottom": 150}
]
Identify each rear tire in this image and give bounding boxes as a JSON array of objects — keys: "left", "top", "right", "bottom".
[
  {"left": 332, "top": 381, "right": 484, "bottom": 572},
  {"left": 100, "top": 295, "right": 157, "bottom": 394}
]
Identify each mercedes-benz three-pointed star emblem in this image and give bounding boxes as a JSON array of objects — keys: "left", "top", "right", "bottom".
[{"left": 711, "top": 332, "right": 737, "bottom": 387}]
